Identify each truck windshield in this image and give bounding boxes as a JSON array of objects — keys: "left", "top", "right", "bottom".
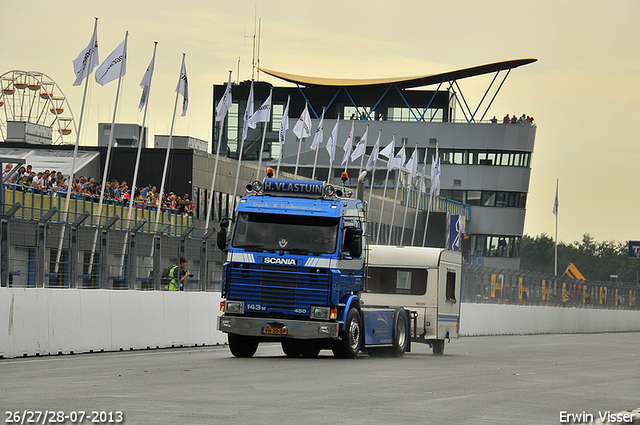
[{"left": 232, "top": 212, "right": 339, "bottom": 255}]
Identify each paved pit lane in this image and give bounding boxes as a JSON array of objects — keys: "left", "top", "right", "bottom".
[{"left": 2, "top": 333, "right": 639, "bottom": 425}]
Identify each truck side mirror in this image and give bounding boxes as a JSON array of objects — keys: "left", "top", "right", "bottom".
[
  {"left": 345, "top": 227, "right": 363, "bottom": 258},
  {"left": 217, "top": 218, "right": 230, "bottom": 250},
  {"left": 217, "top": 228, "right": 227, "bottom": 250}
]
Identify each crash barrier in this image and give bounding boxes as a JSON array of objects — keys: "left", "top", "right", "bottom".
[
  {"left": 462, "top": 264, "right": 639, "bottom": 311},
  {"left": 0, "top": 287, "right": 225, "bottom": 359}
]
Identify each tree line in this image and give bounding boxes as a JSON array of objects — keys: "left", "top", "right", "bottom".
[{"left": 520, "top": 233, "right": 640, "bottom": 283}]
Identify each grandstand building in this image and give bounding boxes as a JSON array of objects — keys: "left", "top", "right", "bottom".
[{"left": 211, "top": 59, "right": 538, "bottom": 269}]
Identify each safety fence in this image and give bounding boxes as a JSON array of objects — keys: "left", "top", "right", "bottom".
[
  {"left": 0, "top": 202, "right": 222, "bottom": 291},
  {"left": 462, "top": 264, "right": 639, "bottom": 310}
]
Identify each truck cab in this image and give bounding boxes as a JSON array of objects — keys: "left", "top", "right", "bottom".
[{"left": 217, "top": 178, "right": 366, "bottom": 358}]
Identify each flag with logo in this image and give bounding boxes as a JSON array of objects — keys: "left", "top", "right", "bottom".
[
  {"left": 72, "top": 24, "right": 99, "bottom": 86},
  {"left": 176, "top": 60, "right": 188, "bottom": 117},
  {"left": 391, "top": 146, "right": 405, "bottom": 170},
  {"left": 247, "top": 91, "right": 271, "bottom": 129},
  {"left": 242, "top": 81, "right": 254, "bottom": 140},
  {"left": 350, "top": 126, "right": 368, "bottom": 162},
  {"left": 138, "top": 52, "right": 155, "bottom": 110},
  {"left": 95, "top": 38, "right": 127, "bottom": 86},
  {"left": 310, "top": 109, "right": 325, "bottom": 151},
  {"left": 366, "top": 131, "right": 380, "bottom": 171},
  {"left": 293, "top": 103, "right": 312, "bottom": 139},
  {"left": 326, "top": 119, "right": 339, "bottom": 162},
  {"left": 341, "top": 121, "right": 354, "bottom": 166},
  {"left": 215, "top": 73, "right": 233, "bottom": 121},
  {"left": 278, "top": 96, "right": 290, "bottom": 146}
]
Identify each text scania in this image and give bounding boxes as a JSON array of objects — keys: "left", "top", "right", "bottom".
[{"left": 263, "top": 257, "right": 297, "bottom": 265}]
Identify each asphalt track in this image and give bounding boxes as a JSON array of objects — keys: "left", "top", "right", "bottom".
[{"left": 2, "top": 333, "right": 639, "bottom": 425}]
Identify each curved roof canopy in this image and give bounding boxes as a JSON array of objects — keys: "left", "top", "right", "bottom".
[{"left": 259, "top": 58, "right": 537, "bottom": 89}]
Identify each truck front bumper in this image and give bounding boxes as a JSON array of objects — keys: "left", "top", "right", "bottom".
[{"left": 218, "top": 315, "right": 340, "bottom": 339}]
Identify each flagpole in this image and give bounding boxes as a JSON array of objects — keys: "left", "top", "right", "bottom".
[
  {"left": 376, "top": 134, "right": 395, "bottom": 245},
  {"left": 310, "top": 107, "right": 325, "bottom": 180},
  {"left": 294, "top": 100, "right": 309, "bottom": 179},
  {"left": 388, "top": 139, "right": 406, "bottom": 245},
  {"left": 400, "top": 143, "right": 417, "bottom": 246},
  {"left": 89, "top": 31, "right": 128, "bottom": 278},
  {"left": 275, "top": 95, "right": 290, "bottom": 179},
  {"left": 342, "top": 119, "right": 355, "bottom": 175},
  {"left": 256, "top": 87, "right": 273, "bottom": 178},
  {"left": 153, "top": 53, "right": 185, "bottom": 238},
  {"left": 206, "top": 70, "right": 232, "bottom": 232},
  {"left": 554, "top": 178, "right": 559, "bottom": 275},
  {"left": 119, "top": 41, "right": 157, "bottom": 278},
  {"left": 326, "top": 114, "right": 340, "bottom": 184},
  {"left": 367, "top": 129, "right": 381, "bottom": 227},
  {"left": 423, "top": 142, "right": 439, "bottom": 247},
  {"left": 55, "top": 17, "right": 98, "bottom": 276},
  {"left": 231, "top": 80, "right": 254, "bottom": 215}
]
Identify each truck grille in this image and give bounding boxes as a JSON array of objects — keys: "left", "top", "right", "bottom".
[{"left": 228, "top": 263, "right": 330, "bottom": 309}]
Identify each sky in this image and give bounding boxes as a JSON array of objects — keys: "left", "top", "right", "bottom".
[{"left": 2, "top": 0, "right": 639, "bottom": 245}]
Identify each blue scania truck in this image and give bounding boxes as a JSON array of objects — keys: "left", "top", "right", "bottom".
[{"left": 217, "top": 176, "right": 461, "bottom": 358}]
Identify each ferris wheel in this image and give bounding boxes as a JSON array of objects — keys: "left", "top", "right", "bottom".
[{"left": 0, "top": 70, "right": 76, "bottom": 145}]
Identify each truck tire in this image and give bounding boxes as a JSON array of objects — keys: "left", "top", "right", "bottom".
[
  {"left": 390, "top": 308, "right": 409, "bottom": 358},
  {"left": 432, "top": 339, "right": 445, "bottom": 355},
  {"left": 332, "top": 307, "right": 362, "bottom": 358},
  {"left": 228, "top": 333, "right": 259, "bottom": 358}
]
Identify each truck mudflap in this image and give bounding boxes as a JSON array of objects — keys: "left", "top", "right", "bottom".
[{"left": 218, "top": 315, "right": 340, "bottom": 340}]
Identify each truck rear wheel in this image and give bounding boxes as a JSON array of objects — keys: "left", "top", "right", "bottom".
[
  {"left": 391, "top": 308, "right": 409, "bottom": 358},
  {"left": 228, "top": 334, "right": 259, "bottom": 358},
  {"left": 332, "top": 307, "right": 362, "bottom": 358},
  {"left": 432, "top": 339, "right": 445, "bottom": 355}
]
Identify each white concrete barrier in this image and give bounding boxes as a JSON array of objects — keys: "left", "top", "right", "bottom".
[
  {"left": 2, "top": 288, "right": 640, "bottom": 358},
  {"left": 0, "top": 288, "right": 225, "bottom": 359},
  {"left": 460, "top": 303, "right": 640, "bottom": 336}
]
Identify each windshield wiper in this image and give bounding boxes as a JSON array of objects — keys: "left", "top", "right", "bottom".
[{"left": 286, "top": 249, "right": 310, "bottom": 255}]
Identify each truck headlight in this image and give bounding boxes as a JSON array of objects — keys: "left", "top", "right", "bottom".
[
  {"left": 310, "top": 306, "right": 330, "bottom": 320},
  {"left": 224, "top": 300, "right": 244, "bottom": 314}
]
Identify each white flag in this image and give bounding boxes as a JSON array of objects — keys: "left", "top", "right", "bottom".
[
  {"left": 293, "top": 103, "right": 312, "bottom": 139},
  {"left": 278, "top": 96, "right": 290, "bottom": 146},
  {"left": 95, "top": 39, "right": 126, "bottom": 86},
  {"left": 215, "top": 73, "right": 232, "bottom": 121},
  {"left": 404, "top": 147, "right": 418, "bottom": 177},
  {"left": 138, "top": 54, "right": 155, "bottom": 110},
  {"left": 341, "top": 121, "right": 354, "bottom": 166},
  {"left": 310, "top": 109, "right": 325, "bottom": 151},
  {"left": 420, "top": 155, "right": 427, "bottom": 192},
  {"left": 430, "top": 145, "right": 441, "bottom": 197},
  {"left": 176, "top": 60, "right": 188, "bottom": 117},
  {"left": 350, "top": 126, "right": 368, "bottom": 162},
  {"left": 366, "top": 131, "right": 380, "bottom": 171},
  {"left": 248, "top": 92, "right": 271, "bottom": 129},
  {"left": 326, "top": 119, "right": 339, "bottom": 162},
  {"left": 242, "top": 81, "right": 254, "bottom": 140},
  {"left": 379, "top": 136, "right": 395, "bottom": 159},
  {"left": 391, "top": 146, "right": 405, "bottom": 170},
  {"left": 72, "top": 24, "right": 99, "bottom": 86}
]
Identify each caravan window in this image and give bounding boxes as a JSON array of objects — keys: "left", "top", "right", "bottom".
[
  {"left": 367, "top": 267, "right": 427, "bottom": 295},
  {"left": 446, "top": 271, "right": 457, "bottom": 301}
]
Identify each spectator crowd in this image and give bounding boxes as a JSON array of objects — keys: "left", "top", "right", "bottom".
[{"left": 2, "top": 164, "right": 194, "bottom": 216}]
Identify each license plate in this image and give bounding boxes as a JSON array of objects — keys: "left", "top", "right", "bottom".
[{"left": 262, "top": 327, "right": 288, "bottom": 335}]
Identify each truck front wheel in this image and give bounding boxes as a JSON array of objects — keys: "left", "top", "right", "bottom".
[
  {"left": 228, "top": 333, "right": 259, "bottom": 358},
  {"left": 332, "top": 307, "right": 362, "bottom": 358}
]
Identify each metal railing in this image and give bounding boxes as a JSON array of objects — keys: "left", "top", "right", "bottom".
[{"left": 462, "top": 264, "right": 639, "bottom": 310}]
